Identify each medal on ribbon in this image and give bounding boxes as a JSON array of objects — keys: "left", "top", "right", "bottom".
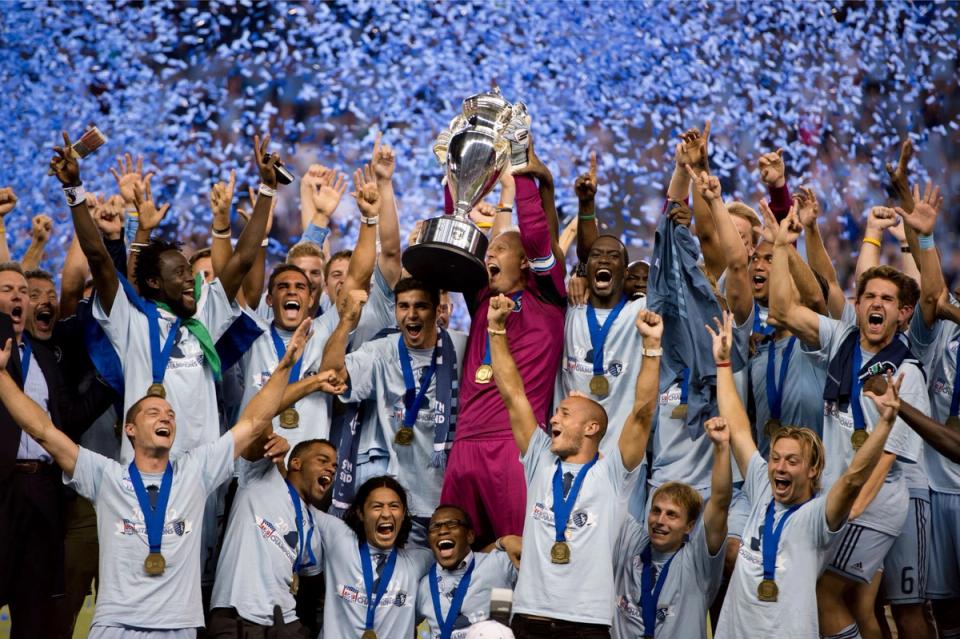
[
  {"left": 359, "top": 542, "right": 398, "bottom": 637},
  {"left": 129, "top": 461, "right": 173, "bottom": 577},
  {"left": 585, "top": 297, "right": 626, "bottom": 399},
  {"left": 271, "top": 324, "right": 305, "bottom": 429},
  {"left": 550, "top": 455, "right": 598, "bottom": 564},
  {"left": 850, "top": 344, "right": 869, "bottom": 451},
  {"left": 758, "top": 498, "right": 804, "bottom": 602},
  {"left": 397, "top": 335, "right": 439, "bottom": 447}
]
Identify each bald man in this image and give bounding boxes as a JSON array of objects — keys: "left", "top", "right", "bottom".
[{"left": 487, "top": 293, "right": 662, "bottom": 637}]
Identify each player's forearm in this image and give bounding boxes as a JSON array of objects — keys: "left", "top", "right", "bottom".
[
  {"left": 666, "top": 163, "right": 690, "bottom": 202},
  {"left": 70, "top": 200, "right": 118, "bottom": 309},
  {"left": 0, "top": 370, "right": 57, "bottom": 443},
  {"left": 278, "top": 376, "right": 322, "bottom": 411},
  {"left": 787, "top": 247, "right": 827, "bottom": 315},
  {"left": 575, "top": 199, "right": 598, "bottom": 264},
  {"left": 239, "top": 356, "right": 294, "bottom": 428},
  {"left": 917, "top": 244, "right": 945, "bottom": 327},
  {"left": 0, "top": 219, "right": 9, "bottom": 263},
  {"left": 221, "top": 193, "right": 270, "bottom": 301},
  {"left": 376, "top": 177, "right": 402, "bottom": 287},
  {"left": 319, "top": 321, "right": 352, "bottom": 379},
  {"left": 704, "top": 440, "right": 732, "bottom": 554},
  {"left": 240, "top": 248, "right": 266, "bottom": 308},
  {"left": 716, "top": 365, "right": 754, "bottom": 475},
  {"left": 21, "top": 239, "right": 45, "bottom": 271},
  {"left": 339, "top": 222, "right": 378, "bottom": 308},
  {"left": 854, "top": 235, "right": 881, "bottom": 283},
  {"left": 619, "top": 350, "right": 660, "bottom": 470},
  {"left": 898, "top": 401, "right": 960, "bottom": 464},
  {"left": 768, "top": 243, "right": 799, "bottom": 328},
  {"left": 60, "top": 234, "right": 88, "bottom": 318}
]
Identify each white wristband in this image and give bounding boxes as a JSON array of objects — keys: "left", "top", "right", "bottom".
[
  {"left": 258, "top": 183, "right": 277, "bottom": 198},
  {"left": 211, "top": 230, "right": 231, "bottom": 239},
  {"left": 361, "top": 215, "right": 379, "bottom": 226},
  {"left": 63, "top": 185, "right": 87, "bottom": 207}
]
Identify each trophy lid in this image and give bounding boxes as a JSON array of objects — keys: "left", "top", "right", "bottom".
[{"left": 461, "top": 87, "right": 512, "bottom": 132}]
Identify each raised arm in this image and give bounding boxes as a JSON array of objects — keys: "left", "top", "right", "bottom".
[
  {"left": 128, "top": 175, "right": 172, "bottom": 285},
  {"left": 337, "top": 168, "right": 381, "bottom": 310},
  {"left": 573, "top": 152, "right": 599, "bottom": 264},
  {"left": 236, "top": 184, "right": 276, "bottom": 307},
  {"left": 885, "top": 139, "right": 920, "bottom": 259},
  {"left": 795, "top": 186, "right": 845, "bottom": 318},
  {"left": 855, "top": 206, "right": 896, "bottom": 283},
  {"left": 618, "top": 310, "right": 663, "bottom": 471},
  {"left": 0, "top": 339, "right": 79, "bottom": 475},
  {"left": 707, "top": 311, "right": 756, "bottom": 476},
  {"left": 318, "top": 289, "right": 367, "bottom": 385},
  {"left": 757, "top": 148, "right": 792, "bottom": 221},
  {"left": 370, "top": 134, "right": 402, "bottom": 288},
  {"left": 896, "top": 181, "right": 945, "bottom": 327},
  {"left": 488, "top": 293, "right": 538, "bottom": 456},
  {"left": 0, "top": 188, "right": 16, "bottom": 263},
  {"left": 59, "top": 234, "right": 88, "bottom": 318},
  {"left": 687, "top": 165, "right": 752, "bottom": 325},
  {"left": 218, "top": 134, "right": 278, "bottom": 302},
  {"left": 767, "top": 206, "right": 821, "bottom": 347},
  {"left": 21, "top": 215, "right": 52, "bottom": 271},
  {"left": 231, "top": 318, "right": 311, "bottom": 458},
  {"left": 50, "top": 131, "right": 120, "bottom": 312},
  {"left": 702, "top": 417, "right": 733, "bottom": 555},
  {"left": 825, "top": 373, "right": 898, "bottom": 531},
  {"left": 675, "top": 123, "right": 726, "bottom": 280},
  {"left": 208, "top": 171, "right": 236, "bottom": 282}
]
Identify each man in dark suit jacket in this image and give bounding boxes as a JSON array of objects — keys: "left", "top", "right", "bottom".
[{"left": 0, "top": 262, "right": 114, "bottom": 638}]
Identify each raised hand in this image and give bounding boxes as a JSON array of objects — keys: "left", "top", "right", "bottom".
[
  {"left": 757, "top": 148, "right": 785, "bottom": 187},
  {"left": 863, "top": 372, "right": 902, "bottom": 424},
  {"left": 705, "top": 311, "right": 734, "bottom": 364},
  {"left": 0, "top": 188, "right": 18, "bottom": 217},
  {"left": 312, "top": 369, "right": 348, "bottom": 396},
  {"left": 209, "top": 169, "right": 236, "bottom": 229},
  {"left": 704, "top": 416, "right": 731, "bottom": 445},
  {"left": 774, "top": 201, "right": 802, "bottom": 246},
  {"left": 574, "top": 152, "right": 598, "bottom": 202},
  {"left": 469, "top": 201, "right": 497, "bottom": 229},
  {"left": 757, "top": 199, "right": 780, "bottom": 245},
  {"left": 132, "top": 176, "right": 170, "bottom": 231},
  {"left": 685, "top": 164, "right": 722, "bottom": 203},
  {"left": 237, "top": 185, "right": 276, "bottom": 234},
  {"left": 280, "top": 318, "right": 313, "bottom": 368},
  {"left": 885, "top": 138, "right": 913, "bottom": 198},
  {"left": 110, "top": 153, "right": 153, "bottom": 205},
  {"left": 30, "top": 214, "right": 53, "bottom": 244},
  {"left": 310, "top": 166, "right": 347, "bottom": 216},
  {"left": 566, "top": 275, "right": 588, "bottom": 306},
  {"left": 676, "top": 121, "right": 710, "bottom": 170},
  {"left": 515, "top": 136, "right": 551, "bottom": 183},
  {"left": 667, "top": 199, "right": 693, "bottom": 227},
  {"left": 253, "top": 133, "right": 279, "bottom": 188},
  {"left": 50, "top": 131, "right": 81, "bottom": 187},
  {"left": 352, "top": 168, "right": 381, "bottom": 219},
  {"left": 635, "top": 309, "right": 664, "bottom": 346},
  {"left": 262, "top": 432, "right": 291, "bottom": 463},
  {"left": 794, "top": 186, "right": 821, "bottom": 228},
  {"left": 896, "top": 181, "right": 942, "bottom": 237},
  {"left": 488, "top": 293, "right": 516, "bottom": 330},
  {"left": 865, "top": 205, "right": 898, "bottom": 236},
  {"left": 371, "top": 132, "right": 396, "bottom": 181},
  {"left": 94, "top": 195, "right": 125, "bottom": 239},
  {"left": 342, "top": 289, "right": 368, "bottom": 326}
]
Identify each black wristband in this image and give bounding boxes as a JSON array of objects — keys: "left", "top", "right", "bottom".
[{"left": 212, "top": 225, "right": 231, "bottom": 235}]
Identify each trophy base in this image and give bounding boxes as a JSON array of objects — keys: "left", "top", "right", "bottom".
[{"left": 403, "top": 216, "right": 489, "bottom": 293}]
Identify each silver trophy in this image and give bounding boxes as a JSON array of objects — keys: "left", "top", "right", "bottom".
[{"left": 403, "top": 88, "right": 521, "bottom": 292}]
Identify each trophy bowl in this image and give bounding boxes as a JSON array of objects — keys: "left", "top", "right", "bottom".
[{"left": 403, "top": 88, "right": 516, "bottom": 293}]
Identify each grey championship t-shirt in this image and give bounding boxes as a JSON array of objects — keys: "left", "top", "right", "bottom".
[
  {"left": 315, "top": 511, "right": 433, "bottom": 637},
  {"left": 210, "top": 458, "right": 324, "bottom": 625},
  {"left": 556, "top": 297, "right": 647, "bottom": 455},
  {"left": 66, "top": 434, "right": 235, "bottom": 630},
  {"left": 612, "top": 516, "right": 725, "bottom": 639},
  {"left": 416, "top": 551, "right": 517, "bottom": 639},
  {"left": 513, "top": 427, "right": 638, "bottom": 625},
  {"left": 810, "top": 316, "right": 927, "bottom": 536},
  {"left": 343, "top": 331, "right": 467, "bottom": 518},
  {"left": 94, "top": 279, "right": 239, "bottom": 462},
  {"left": 909, "top": 300, "right": 960, "bottom": 494},
  {"left": 715, "top": 452, "right": 840, "bottom": 639},
  {"left": 747, "top": 334, "right": 827, "bottom": 456},
  {"left": 238, "top": 309, "right": 339, "bottom": 447}
]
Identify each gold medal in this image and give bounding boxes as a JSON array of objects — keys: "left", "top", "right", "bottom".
[
  {"left": 946, "top": 415, "right": 960, "bottom": 432},
  {"left": 764, "top": 418, "right": 782, "bottom": 438},
  {"left": 394, "top": 427, "right": 414, "bottom": 446},
  {"left": 289, "top": 573, "right": 299, "bottom": 595},
  {"left": 851, "top": 429, "right": 868, "bottom": 450},
  {"left": 475, "top": 364, "right": 493, "bottom": 384},
  {"left": 144, "top": 551, "right": 166, "bottom": 576},
  {"left": 361, "top": 631, "right": 378, "bottom": 639},
  {"left": 670, "top": 404, "right": 688, "bottom": 420},
  {"left": 147, "top": 383, "right": 166, "bottom": 399},
  {"left": 550, "top": 541, "right": 570, "bottom": 564},
  {"left": 589, "top": 375, "right": 609, "bottom": 397},
  {"left": 757, "top": 578, "right": 778, "bottom": 602},
  {"left": 279, "top": 407, "right": 299, "bottom": 429}
]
